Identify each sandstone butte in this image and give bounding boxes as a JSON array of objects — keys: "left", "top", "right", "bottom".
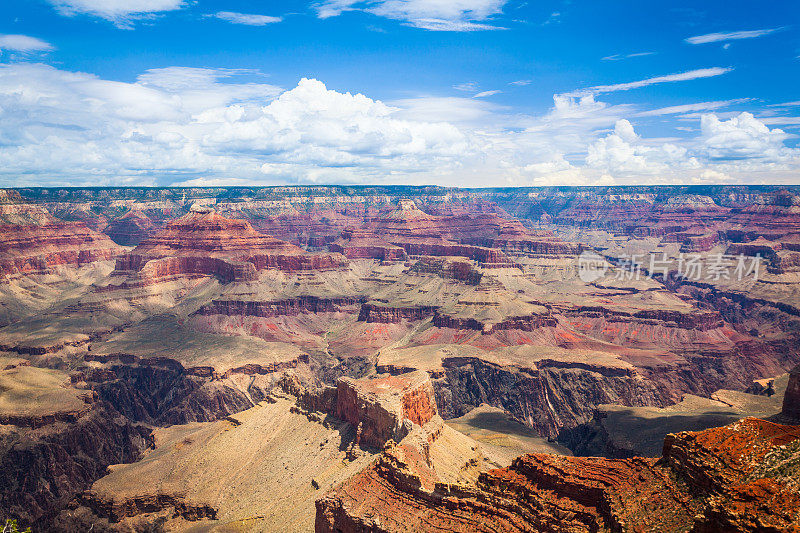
[
  {"left": 0, "top": 221, "right": 122, "bottom": 277},
  {"left": 112, "top": 204, "right": 348, "bottom": 284},
  {"left": 329, "top": 198, "right": 583, "bottom": 265}
]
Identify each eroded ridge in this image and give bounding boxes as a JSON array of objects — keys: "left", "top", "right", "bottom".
[
  {"left": 316, "top": 417, "right": 800, "bottom": 532},
  {"left": 112, "top": 205, "right": 347, "bottom": 285}
]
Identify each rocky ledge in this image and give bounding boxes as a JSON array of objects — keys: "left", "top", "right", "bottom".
[
  {"left": 316, "top": 417, "right": 800, "bottom": 532},
  {"left": 335, "top": 371, "right": 438, "bottom": 449}
]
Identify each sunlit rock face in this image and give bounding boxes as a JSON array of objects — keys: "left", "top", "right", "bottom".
[
  {"left": 336, "top": 371, "right": 437, "bottom": 449},
  {"left": 0, "top": 222, "right": 122, "bottom": 277},
  {"left": 316, "top": 418, "right": 800, "bottom": 533},
  {"left": 113, "top": 205, "right": 347, "bottom": 284}
]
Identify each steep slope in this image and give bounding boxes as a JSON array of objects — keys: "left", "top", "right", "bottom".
[{"left": 317, "top": 417, "right": 800, "bottom": 533}]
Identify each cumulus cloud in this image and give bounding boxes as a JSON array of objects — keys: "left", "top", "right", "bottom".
[
  {"left": 686, "top": 28, "right": 783, "bottom": 45},
  {"left": 700, "top": 112, "right": 797, "bottom": 161},
  {"left": 313, "top": 0, "right": 508, "bottom": 31},
  {"left": 0, "top": 63, "right": 798, "bottom": 186},
  {"left": 210, "top": 12, "right": 283, "bottom": 26},
  {"left": 0, "top": 64, "right": 473, "bottom": 185},
  {"left": 0, "top": 35, "right": 55, "bottom": 54},
  {"left": 46, "top": 0, "right": 185, "bottom": 28},
  {"left": 586, "top": 119, "right": 691, "bottom": 174}
]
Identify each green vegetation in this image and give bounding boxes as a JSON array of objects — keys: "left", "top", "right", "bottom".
[{"left": 2, "top": 519, "right": 31, "bottom": 533}]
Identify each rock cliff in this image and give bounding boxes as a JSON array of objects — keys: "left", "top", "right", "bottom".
[
  {"left": 316, "top": 417, "right": 800, "bottom": 532},
  {"left": 0, "top": 222, "right": 122, "bottom": 276},
  {"left": 335, "top": 371, "right": 438, "bottom": 448},
  {"left": 783, "top": 365, "right": 800, "bottom": 420},
  {"left": 113, "top": 205, "right": 347, "bottom": 284}
]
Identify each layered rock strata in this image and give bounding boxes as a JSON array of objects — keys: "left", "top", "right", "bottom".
[
  {"left": 335, "top": 371, "right": 438, "bottom": 449},
  {"left": 112, "top": 205, "right": 346, "bottom": 284},
  {"left": 316, "top": 417, "right": 800, "bottom": 533},
  {"left": 0, "top": 222, "right": 121, "bottom": 276}
]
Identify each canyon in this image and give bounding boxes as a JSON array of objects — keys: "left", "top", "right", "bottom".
[{"left": 0, "top": 185, "right": 798, "bottom": 531}]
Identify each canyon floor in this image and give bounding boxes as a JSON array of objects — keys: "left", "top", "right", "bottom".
[{"left": 0, "top": 185, "right": 799, "bottom": 532}]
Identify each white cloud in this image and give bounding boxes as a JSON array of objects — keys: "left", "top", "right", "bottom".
[
  {"left": 453, "top": 82, "right": 478, "bottom": 92},
  {"left": 509, "top": 79, "right": 531, "bottom": 86},
  {"left": 391, "top": 96, "right": 501, "bottom": 124},
  {"left": 697, "top": 169, "right": 734, "bottom": 183},
  {"left": 768, "top": 101, "right": 800, "bottom": 108},
  {"left": 758, "top": 117, "right": 800, "bottom": 126},
  {"left": 0, "top": 34, "right": 55, "bottom": 53},
  {"left": 570, "top": 67, "right": 732, "bottom": 96},
  {"left": 210, "top": 12, "right": 283, "bottom": 26},
  {"left": 637, "top": 99, "right": 748, "bottom": 117},
  {"left": 586, "top": 119, "right": 691, "bottom": 174},
  {"left": 0, "top": 64, "right": 474, "bottom": 185},
  {"left": 473, "top": 90, "right": 501, "bottom": 98},
  {"left": 601, "top": 52, "right": 655, "bottom": 61},
  {"left": 0, "top": 63, "right": 798, "bottom": 187},
  {"left": 686, "top": 28, "right": 782, "bottom": 45},
  {"left": 700, "top": 112, "right": 797, "bottom": 161},
  {"left": 46, "top": 0, "right": 185, "bottom": 28},
  {"left": 313, "top": 0, "right": 508, "bottom": 31}
]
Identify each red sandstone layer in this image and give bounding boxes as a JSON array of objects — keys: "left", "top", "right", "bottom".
[
  {"left": 335, "top": 371, "right": 437, "bottom": 449},
  {"left": 316, "top": 418, "right": 800, "bottom": 533},
  {"left": 113, "top": 206, "right": 347, "bottom": 283},
  {"left": 0, "top": 222, "right": 122, "bottom": 276}
]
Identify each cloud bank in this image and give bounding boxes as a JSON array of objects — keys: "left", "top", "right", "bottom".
[{"left": 0, "top": 63, "right": 797, "bottom": 187}]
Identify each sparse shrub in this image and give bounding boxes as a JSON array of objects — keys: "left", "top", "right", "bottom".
[{"left": 2, "top": 519, "right": 31, "bottom": 533}]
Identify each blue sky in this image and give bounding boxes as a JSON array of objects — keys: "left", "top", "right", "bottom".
[{"left": 0, "top": 0, "right": 798, "bottom": 186}]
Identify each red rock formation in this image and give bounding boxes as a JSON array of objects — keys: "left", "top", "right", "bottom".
[
  {"left": 335, "top": 371, "right": 437, "bottom": 449},
  {"left": 316, "top": 418, "right": 800, "bottom": 533},
  {"left": 0, "top": 222, "right": 122, "bottom": 276},
  {"left": 432, "top": 310, "right": 558, "bottom": 333},
  {"left": 79, "top": 492, "right": 217, "bottom": 523},
  {"left": 329, "top": 229, "right": 407, "bottom": 261},
  {"left": 103, "top": 210, "right": 157, "bottom": 246},
  {"left": 679, "top": 232, "right": 719, "bottom": 252},
  {"left": 113, "top": 205, "right": 347, "bottom": 283},
  {"left": 357, "top": 304, "right": 438, "bottom": 323},
  {"left": 194, "top": 296, "right": 363, "bottom": 318},
  {"left": 407, "top": 256, "right": 482, "bottom": 284},
  {"left": 327, "top": 199, "right": 581, "bottom": 265},
  {"left": 566, "top": 306, "right": 723, "bottom": 331}
]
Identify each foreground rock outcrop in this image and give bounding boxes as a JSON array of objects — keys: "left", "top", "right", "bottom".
[
  {"left": 316, "top": 417, "right": 800, "bottom": 532},
  {"left": 336, "top": 371, "right": 438, "bottom": 448}
]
